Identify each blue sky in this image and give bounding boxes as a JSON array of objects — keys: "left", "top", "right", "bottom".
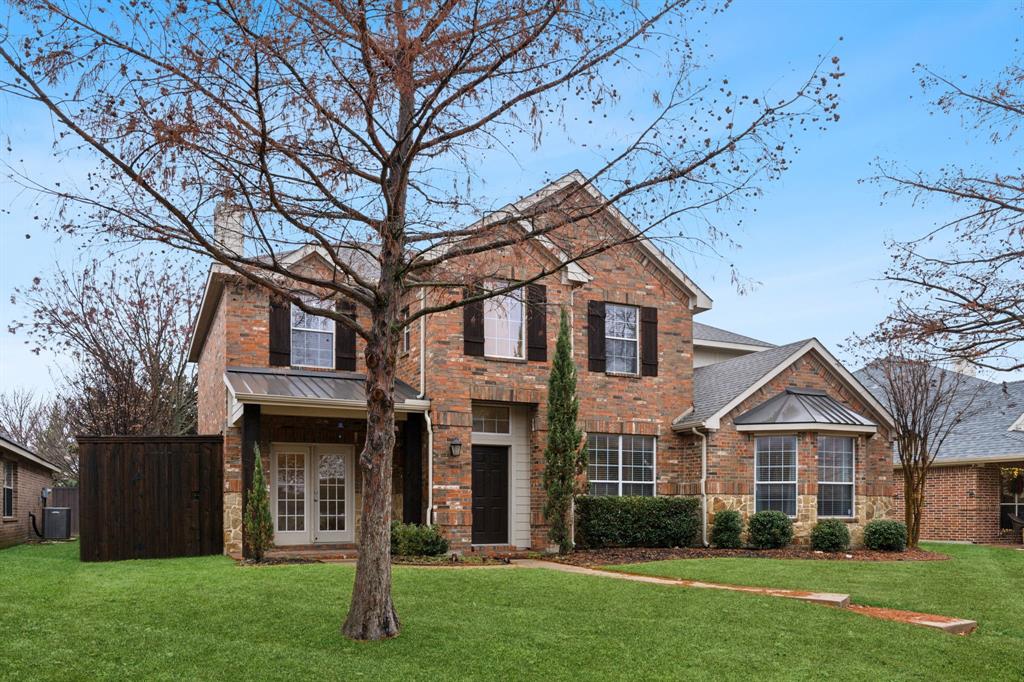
[{"left": 1, "top": 0, "right": 1020, "bottom": 396}]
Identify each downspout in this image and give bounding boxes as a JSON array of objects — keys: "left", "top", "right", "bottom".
[
  {"left": 692, "top": 427, "right": 709, "bottom": 547},
  {"left": 417, "top": 289, "right": 433, "bottom": 524}
]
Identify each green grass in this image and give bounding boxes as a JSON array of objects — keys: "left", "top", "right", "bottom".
[{"left": 2, "top": 542, "right": 1022, "bottom": 681}]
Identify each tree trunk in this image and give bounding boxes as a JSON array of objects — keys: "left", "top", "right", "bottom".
[
  {"left": 342, "top": 292, "right": 400, "bottom": 640},
  {"left": 903, "top": 465, "right": 925, "bottom": 549}
]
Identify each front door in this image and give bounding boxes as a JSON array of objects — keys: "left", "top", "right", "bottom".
[
  {"left": 472, "top": 445, "right": 509, "bottom": 544},
  {"left": 271, "top": 444, "right": 354, "bottom": 545}
]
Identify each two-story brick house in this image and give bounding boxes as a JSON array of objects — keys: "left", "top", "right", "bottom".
[{"left": 189, "top": 172, "right": 895, "bottom": 556}]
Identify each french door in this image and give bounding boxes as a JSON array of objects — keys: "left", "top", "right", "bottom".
[{"left": 270, "top": 444, "right": 354, "bottom": 545}]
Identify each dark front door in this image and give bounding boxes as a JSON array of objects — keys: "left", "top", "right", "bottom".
[{"left": 472, "top": 445, "right": 509, "bottom": 544}]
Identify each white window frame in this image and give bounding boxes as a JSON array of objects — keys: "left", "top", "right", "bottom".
[
  {"left": 290, "top": 296, "right": 335, "bottom": 369},
  {"left": 605, "top": 303, "right": 640, "bottom": 375},
  {"left": 483, "top": 281, "right": 526, "bottom": 360},
  {"left": 587, "top": 434, "right": 657, "bottom": 497},
  {"left": 3, "top": 461, "right": 14, "bottom": 518},
  {"left": 1001, "top": 472, "right": 1024, "bottom": 530},
  {"left": 817, "top": 435, "right": 856, "bottom": 519},
  {"left": 754, "top": 435, "right": 798, "bottom": 518},
  {"left": 401, "top": 305, "right": 411, "bottom": 353}
]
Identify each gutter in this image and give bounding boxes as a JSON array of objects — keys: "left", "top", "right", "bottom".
[
  {"left": 692, "top": 427, "right": 709, "bottom": 547},
  {"left": 425, "top": 410, "right": 434, "bottom": 524}
]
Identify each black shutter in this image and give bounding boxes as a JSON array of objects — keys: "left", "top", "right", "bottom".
[
  {"left": 587, "top": 300, "right": 606, "bottom": 372},
  {"left": 526, "top": 284, "right": 547, "bottom": 362},
  {"left": 269, "top": 297, "right": 291, "bottom": 366},
  {"left": 336, "top": 301, "right": 357, "bottom": 371},
  {"left": 640, "top": 306, "right": 658, "bottom": 377},
  {"left": 464, "top": 290, "right": 485, "bottom": 356}
]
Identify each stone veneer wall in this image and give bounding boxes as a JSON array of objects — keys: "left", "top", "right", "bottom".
[{"left": 891, "top": 462, "right": 1022, "bottom": 544}]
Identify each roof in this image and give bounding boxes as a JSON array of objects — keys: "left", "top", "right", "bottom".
[
  {"left": 734, "top": 387, "right": 877, "bottom": 432},
  {"left": 224, "top": 366, "right": 429, "bottom": 421},
  {"left": 855, "top": 368, "right": 1024, "bottom": 465},
  {"left": 0, "top": 433, "right": 60, "bottom": 473},
  {"left": 674, "top": 338, "right": 894, "bottom": 432},
  {"left": 693, "top": 322, "right": 774, "bottom": 350}
]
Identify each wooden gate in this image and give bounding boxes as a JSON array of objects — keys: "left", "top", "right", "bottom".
[
  {"left": 49, "top": 487, "right": 80, "bottom": 536},
  {"left": 78, "top": 436, "right": 223, "bottom": 562}
]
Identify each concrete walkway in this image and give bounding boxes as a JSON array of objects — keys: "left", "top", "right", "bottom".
[{"left": 513, "top": 559, "right": 976, "bottom": 635}]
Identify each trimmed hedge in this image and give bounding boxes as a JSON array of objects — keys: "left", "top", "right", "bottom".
[
  {"left": 575, "top": 496, "right": 700, "bottom": 549},
  {"left": 390, "top": 522, "right": 449, "bottom": 557},
  {"left": 710, "top": 510, "right": 744, "bottom": 549},
  {"left": 810, "top": 519, "right": 851, "bottom": 552},
  {"left": 863, "top": 519, "right": 907, "bottom": 552},
  {"left": 747, "top": 510, "right": 794, "bottom": 549}
]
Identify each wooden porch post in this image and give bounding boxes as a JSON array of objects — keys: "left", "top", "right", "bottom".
[{"left": 402, "top": 414, "right": 424, "bottom": 525}]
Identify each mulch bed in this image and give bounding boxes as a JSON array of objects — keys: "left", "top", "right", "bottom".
[
  {"left": 393, "top": 554, "right": 518, "bottom": 566},
  {"left": 239, "top": 557, "right": 321, "bottom": 566},
  {"left": 548, "top": 546, "right": 948, "bottom": 567}
]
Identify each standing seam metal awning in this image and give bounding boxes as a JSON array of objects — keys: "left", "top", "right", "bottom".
[{"left": 733, "top": 387, "right": 877, "bottom": 432}]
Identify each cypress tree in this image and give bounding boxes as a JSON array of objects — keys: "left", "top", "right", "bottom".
[
  {"left": 543, "top": 306, "right": 587, "bottom": 554},
  {"left": 245, "top": 444, "right": 275, "bottom": 562}
]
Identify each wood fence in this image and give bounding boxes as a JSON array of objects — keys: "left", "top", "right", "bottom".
[
  {"left": 78, "top": 436, "right": 223, "bottom": 562},
  {"left": 49, "top": 487, "right": 80, "bottom": 536}
]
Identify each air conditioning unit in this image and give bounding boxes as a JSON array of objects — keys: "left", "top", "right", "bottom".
[{"left": 43, "top": 507, "right": 71, "bottom": 540}]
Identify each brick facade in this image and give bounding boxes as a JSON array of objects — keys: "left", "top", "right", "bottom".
[
  {"left": 0, "top": 452, "right": 55, "bottom": 549},
  {"left": 891, "top": 462, "right": 1023, "bottom": 544}
]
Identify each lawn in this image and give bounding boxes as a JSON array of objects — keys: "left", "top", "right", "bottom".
[{"left": 2, "top": 542, "right": 1021, "bottom": 681}]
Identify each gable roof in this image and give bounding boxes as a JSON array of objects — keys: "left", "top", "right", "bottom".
[
  {"left": 0, "top": 433, "right": 60, "bottom": 473},
  {"left": 674, "top": 338, "right": 894, "bottom": 432},
  {"left": 855, "top": 369, "right": 1024, "bottom": 466},
  {"left": 693, "top": 322, "right": 774, "bottom": 350}
]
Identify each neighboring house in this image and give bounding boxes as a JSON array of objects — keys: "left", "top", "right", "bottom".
[
  {"left": 857, "top": 371, "right": 1024, "bottom": 544},
  {"left": 189, "top": 172, "right": 895, "bottom": 556},
  {"left": 0, "top": 434, "right": 59, "bottom": 549}
]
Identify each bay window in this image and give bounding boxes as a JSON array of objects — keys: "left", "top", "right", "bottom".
[
  {"left": 755, "top": 435, "right": 797, "bottom": 516},
  {"left": 817, "top": 435, "right": 855, "bottom": 517}
]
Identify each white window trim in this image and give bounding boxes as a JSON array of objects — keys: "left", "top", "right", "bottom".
[
  {"left": 290, "top": 299, "right": 336, "bottom": 370},
  {"left": 3, "top": 461, "right": 14, "bottom": 518},
  {"left": 754, "top": 435, "right": 798, "bottom": 518},
  {"left": 483, "top": 282, "right": 526, "bottom": 360},
  {"left": 401, "top": 306, "right": 411, "bottom": 354},
  {"left": 588, "top": 434, "right": 657, "bottom": 497},
  {"left": 817, "top": 435, "right": 857, "bottom": 519},
  {"left": 605, "top": 303, "right": 640, "bottom": 376}
]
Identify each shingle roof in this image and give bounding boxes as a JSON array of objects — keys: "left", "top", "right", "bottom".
[
  {"left": 0, "top": 433, "right": 61, "bottom": 472},
  {"left": 693, "top": 322, "right": 774, "bottom": 348},
  {"left": 855, "top": 368, "right": 1024, "bottom": 464},
  {"left": 734, "top": 387, "right": 876, "bottom": 428},
  {"left": 674, "top": 339, "right": 812, "bottom": 428}
]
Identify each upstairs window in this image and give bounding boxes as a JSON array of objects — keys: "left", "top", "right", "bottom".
[
  {"left": 755, "top": 435, "right": 797, "bottom": 516},
  {"left": 817, "top": 436, "right": 855, "bottom": 517},
  {"left": 2, "top": 462, "right": 13, "bottom": 517},
  {"left": 291, "top": 298, "right": 334, "bottom": 369},
  {"left": 483, "top": 283, "right": 525, "bottom": 359},
  {"left": 588, "top": 434, "right": 656, "bottom": 496},
  {"left": 605, "top": 304, "right": 638, "bottom": 374}
]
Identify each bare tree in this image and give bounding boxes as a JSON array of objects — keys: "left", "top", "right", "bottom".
[
  {"left": 853, "top": 337, "right": 983, "bottom": 548},
  {"left": 9, "top": 256, "right": 200, "bottom": 437},
  {"left": 876, "top": 62, "right": 1024, "bottom": 371},
  {"left": 0, "top": 389, "right": 76, "bottom": 483},
  {"left": 1, "top": 0, "right": 843, "bottom": 639}
]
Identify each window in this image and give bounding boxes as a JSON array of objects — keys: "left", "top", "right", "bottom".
[
  {"left": 587, "top": 434, "right": 655, "bottom": 496},
  {"left": 817, "top": 436, "right": 855, "bottom": 517},
  {"left": 401, "top": 306, "right": 411, "bottom": 353},
  {"left": 755, "top": 435, "right": 797, "bottom": 516},
  {"left": 3, "top": 462, "right": 13, "bottom": 517},
  {"left": 472, "top": 405, "right": 510, "bottom": 434},
  {"left": 605, "top": 304, "right": 639, "bottom": 374},
  {"left": 483, "top": 283, "right": 524, "bottom": 359},
  {"left": 1001, "top": 470, "right": 1024, "bottom": 530},
  {"left": 291, "top": 297, "right": 334, "bottom": 368}
]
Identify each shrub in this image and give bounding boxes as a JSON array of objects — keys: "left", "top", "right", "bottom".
[
  {"left": 863, "top": 519, "right": 907, "bottom": 552},
  {"left": 747, "top": 510, "right": 794, "bottom": 549},
  {"left": 244, "top": 446, "right": 274, "bottom": 562},
  {"left": 810, "top": 519, "right": 851, "bottom": 552},
  {"left": 575, "top": 496, "right": 700, "bottom": 549},
  {"left": 710, "top": 510, "right": 744, "bottom": 549},
  {"left": 390, "top": 522, "right": 449, "bottom": 557}
]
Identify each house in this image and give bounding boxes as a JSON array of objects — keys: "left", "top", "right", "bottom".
[
  {"left": 0, "top": 434, "right": 59, "bottom": 549},
  {"left": 189, "top": 172, "right": 895, "bottom": 556},
  {"left": 857, "top": 370, "right": 1024, "bottom": 544}
]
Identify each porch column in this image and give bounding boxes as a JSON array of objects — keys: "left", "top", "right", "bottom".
[{"left": 240, "top": 403, "right": 261, "bottom": 558}]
